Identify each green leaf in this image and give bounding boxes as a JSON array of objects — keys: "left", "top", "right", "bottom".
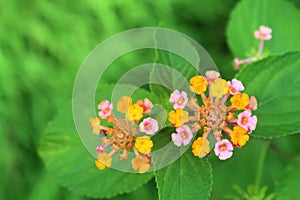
[
  {"left": 155, "top": 151, "right": 213, "bottom": 200},
  {"left": 149, "top": 29, "right": 217, "bottom": 109},
  {"left": 236, "top": 52, "right": 300, "bottom": 138},
  {"left": 38, "top": 84, "right": 155, "bottom": 198},
  {"left": 151, "top": 127, "right": 174, "bottom": 151},
  {"left": 227, "top": 0, "right": 300, "bottom": 58},
  {"left": 275, "top": 157, "right": 300, "bottom": 200},
  {"left": 110, "top": 179, "right": 158, "bottom": 200}
]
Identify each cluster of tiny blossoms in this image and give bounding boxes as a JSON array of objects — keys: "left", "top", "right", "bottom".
[
  {"left": 168, "top": 70, "right": 257, "bottom": 160},
  {"left": 90, "top": 96, "right": 159, "bottom": 173},
  {"left": 234, "top": 25, "right": 272, "bottom": 70}
]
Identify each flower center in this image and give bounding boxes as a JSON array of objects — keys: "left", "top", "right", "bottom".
[
  {"left": 144, "top": 122, "right": 152, "bottom": 130},
  {"left": 112, "top": 126, "right": 133, "bottom": 149},
  {"left": 103, "top": 107, "right": 109, "bottom": 114},
  {"left": 219, "top": 144, "right": 227, "bottom": 151},
  {"left": 230, "top": 86, "right": 236, "bottom": 93},
  {"left": 241, "top": 116, "right": 248, "bottom": 125},
  {"left": 181, "top": 131, "right": 187, "bottom": 139},
  {"left": 178, "top": 97, "right": 184, "bottom": 105}
]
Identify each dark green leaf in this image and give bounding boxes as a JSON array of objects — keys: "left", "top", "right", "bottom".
[{"left": 275, "top": 157, "right": 300, "bottom": 200}]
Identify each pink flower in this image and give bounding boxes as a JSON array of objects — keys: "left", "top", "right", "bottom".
[
  {"left": 247, "top": 96, "right": 258, "bottom": 111},
  {"left": 214, "top": 139, "right": 233, "bottom": 160},
  {"left": 139, "top": 117, "right": 159, "bottom": 135},
  {"left": 227, "top": 78, "right": 244, "bottom": 95},
  {"left": 96, "top": 145, "right": 105, "bottom": 153},
  {"left": 237, "top": 110, "right": 257, "bottom": 132},
  {"left": 254, "top": 25, "right": 272, "bottom": 40},
  {"left": 169, "top": 90, "right": 188, "bottom": 109},
  {"left": 205, "top": 70, "right": 220, "bottom": 82},
  {"left": 137, "top": 98, "right": 153, "bottom": 114},
  {"left": 171, "top": 125, "right": 193, "bottom": 146},
  {"left": 98, "top": 100, "right": 113, "bottom": 119},
  {"left": 233, "top": 58, "right": 241, "bottom": 70}
]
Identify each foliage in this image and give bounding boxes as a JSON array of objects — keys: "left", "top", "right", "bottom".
[
  {"left": 236, "top": 52, "right": 300, "bottom": 138},
  {"left": 1, "top": 0, "right": 300, "bottom": 200}
]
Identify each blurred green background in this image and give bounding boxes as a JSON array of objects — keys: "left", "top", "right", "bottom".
[{"left": 1, "top": 0, "right": 300, "bottom": 200}]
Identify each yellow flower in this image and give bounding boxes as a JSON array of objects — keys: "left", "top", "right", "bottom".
[
  {"left": 190, "top": 75, "right": 207, "bottom": 94},
  {"left": 230, "top": 126, "right": 249, "bottom": 147},
  {"left": 192, "top": 137, "right": 210, "bottom": 158},
  {"left": 89, "top": 117, "right": 101, "bottom": 135},
  {"left": 211, "top": 78, "right": 228, "bottom": 98},
  {"left": 230, "top": 93, "right": 250, "bottom": 110},
  {"left": 168, "top": 108, "right": 189, "bottom": 127},
  {"left": 117, "top": 96, "right": 132, "bottom": 113},
  {"left": 96, "top": 153, "right": 112, "bottom": 169},
  {"left": 127, "top": 103, "right": 143, "bottom": 121},
  {"left": 131, "top": 156, "right": 151, "bottom": 173},
  {"left": 95, "top": 160, "right": 106, "bottom": 170},
  {"left": 135, "top": 136, "right": 153, "bottom": 154}
]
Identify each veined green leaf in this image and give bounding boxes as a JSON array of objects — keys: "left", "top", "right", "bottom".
[
  {"left": 236, "top": 52, "right": 300, "bottom": 138},
  {"left": 38, "top": 85, "right": 157, "bottom": 198},
  {"left": 155, "top": 151, "right": 213, "bottom": 200}
]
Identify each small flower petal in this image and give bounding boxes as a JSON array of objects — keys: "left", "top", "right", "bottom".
[
  {"left": 98, "top": 100, "right": 113, "bottom": 119},
  {"left": 170, "top": 90, "right": 188, "bottom": 109},
  {"left": 230, "top": 93, "right": 250, "bottom": 110},
  {"left": 139, "top": 117, "right": 159, "bottom": 135},
  {"left": 211, "top": 78, "right": 229, "bottom": 98},
  {"left": 127, "top": 103, "right": 143, "bottom": 121},
  {"left": 131, "top": 156, "right": 151, "bottom": 173},
  {"left": 96, "top": 153, "right": 112, "bottom": 168},
  {"left": 247, "top": 96, "right": 258, "bottom": 111},
  {"left": 233, "top": 58, "right": 241, "bottom": 70},
  {"left": 230, "top": 126, "right": 249, "bottom": 147},
  {"left": 135, "top": 136, "right": 153, "bottom": 154},
  {"left": 171, "top": 125, "right": 193, "bottom": 146},
  {"left": 205, "top": 70, "right": 220, "bottom": 82},
  {"left": 237, "top": 110, "right": 257, "bottom": 132},
  {"left": 227, "top": 78, "right": 244, "bottom": 95},
  {"left": 214, "top": 139, "right": 233, "bottom": 160},
  {"left": 117, "top": 96, "right": 132, "bottom": 113},
  {"left": 254, "top": 25, "right": 272, "bottom": 40},
  {"left": 192, "top": 137, "right": 210, "bottom": 158},
  {"left": 168, "top": 108, "right": 189, "bottom": 127},
  {"left": 89, "top": 117, "right": 101, "bottom": 135},
  {"left": 190, "top": 75, "right": 207, "bottom": 94}
]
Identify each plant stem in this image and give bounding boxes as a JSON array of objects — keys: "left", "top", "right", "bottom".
[
  {"left": 255, "top": 140, "right": 270, "bottom": 189},
  {"left": 257, "top": 40, "right": 264, "bottom": 56}
]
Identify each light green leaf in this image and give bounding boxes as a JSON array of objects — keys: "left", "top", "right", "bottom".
[
  {"left": 155, "top": 151, "right": 213, "bottom": 200},
  {"left": 227, "top": 0, "right": 300, "bottom": 58},
  {"left": 38, "top": 85, "right": 156, "bottom": 198},
  {"left": 236, "top": 52, "right": 300, "bottom": 138}
]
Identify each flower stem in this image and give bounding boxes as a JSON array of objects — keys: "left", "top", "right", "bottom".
[
  {"left": 257, "top": 40, "right": 265, "bottom": 56},
  {"left": 255, "top": 140, "right": 270, "bottom": 189}
]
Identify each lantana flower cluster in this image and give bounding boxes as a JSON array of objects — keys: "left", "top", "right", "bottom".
[
  {"left": 90, "top": 96, "right": 159, "bottom": 173},
  {"left": 168, "top": 70, "right": 258, "bottom": 160},
  {"left": 234, "top": 25, "right": 272, "bottom": 70}
]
